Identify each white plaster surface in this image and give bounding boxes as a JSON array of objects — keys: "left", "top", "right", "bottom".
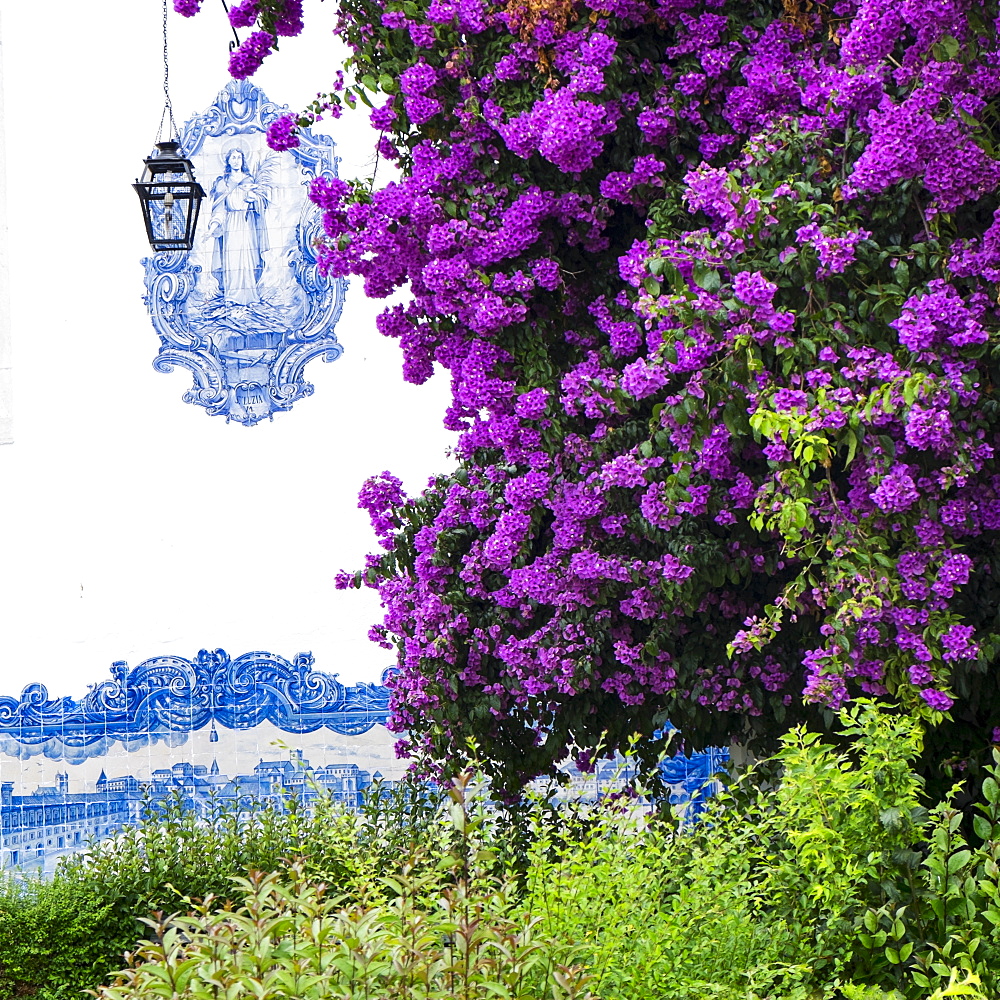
[
  {"left": 0, "top": 12, "right": 11, "bottom": 446},
  {"left": 0, "top": 3, "right": 454, "bottom": 697}
]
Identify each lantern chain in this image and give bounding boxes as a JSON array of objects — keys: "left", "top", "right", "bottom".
[
  {"left": 220, "top": 0, "right": 242, "bottom": 52},
  {"left": 156, "top": 0, "right": 179, "bottom": 143}
]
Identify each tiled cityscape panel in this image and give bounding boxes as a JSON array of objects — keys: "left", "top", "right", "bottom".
[
  {"left": 0, "top": 650, "right": 727, "bottom": 873},
  {"left": 0, "top": 650, "right": 400, "bottom": 873}
]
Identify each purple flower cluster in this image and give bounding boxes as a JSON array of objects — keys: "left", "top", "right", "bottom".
[
  {"left": 795, "top": 224, "right": 871, "bottom": 279},
  {"left": 358, "top": 472, "right": 408, "bottom": 548},
  {"left": 920, "top": 689, "right": 955, "bottom": 713},
  {"left": 228, "top": 0, "right": 258, "bottom": 28},
  {"left": 872, "top": 468, "right": 920, "bottom": 513},
  {"left": 182, "top": 0, "right": 1000, "bottom": 780},
  {"left": 273, "top": 0, "right": 302, "bottom": 36},
  {"left": 266, "top": 114, "right": 301, "bottom": 151},
  {"left": 941, "top": 624, "right": 978, "bottom": 662},
  {"left": 892, "top": 281, "right": 988, "bottom": 356},
  {"left": 228, "top": 30, "right": 275, "bottom": 80}
]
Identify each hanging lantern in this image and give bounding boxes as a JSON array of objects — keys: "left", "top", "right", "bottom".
[
  {"left": 133, "top": 141, "right": 205, "bottom": 252},
  {"left": 134, "top": 0, "right": 205, "bottom": 252}
]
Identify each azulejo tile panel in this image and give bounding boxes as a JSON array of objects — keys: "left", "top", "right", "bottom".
[
  {"left": 0, "top": 650, "right": 397, "bottom": 873},
  {"left": 0, "top": 650, "right": 727, "bottom": 873},
  {"left": 143, "top": 80, "right": 347, "bottom": 426}
]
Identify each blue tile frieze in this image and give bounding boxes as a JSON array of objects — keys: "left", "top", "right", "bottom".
[
  {"left": 143, "top": 79, "right": 347, "bottom": 426},
  {"left": 659, "top": 745, "right": 730, "bottom": 815},
  {"left": 0, "top": 649, "right": 391, "bottom": 760},
  {"left": 0, "top": 650, "right": 727, "bottom": 873}
]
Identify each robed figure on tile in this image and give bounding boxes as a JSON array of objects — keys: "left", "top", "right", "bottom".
[{"left": 208, "top": 145, "right": 271, "bottom": 305}]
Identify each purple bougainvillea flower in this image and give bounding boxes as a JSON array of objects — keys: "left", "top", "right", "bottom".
[{"left": 228, "top": 31, "right": 274, "bottom": 80}]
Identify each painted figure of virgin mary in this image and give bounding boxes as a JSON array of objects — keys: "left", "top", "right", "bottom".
[{"left": 207, "top": 145, "right": 270, "bottom": 305}]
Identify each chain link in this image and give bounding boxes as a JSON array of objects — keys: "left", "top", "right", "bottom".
[
  {"left": 156, "top": 0, "right": 179, "bottom": 142},
  {"left": 220, "top": 0, "right": 243, "bottom": 51}
]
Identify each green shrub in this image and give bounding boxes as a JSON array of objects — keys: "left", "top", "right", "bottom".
[
  {"left": 95, "top": 866, "right": 595, "bottom": 1000},
  {"left": 526, "top": 703, "right": 999, "bottom": 1000},
  {"left": 0, "top": 788, "right": 372, "bottom": 1000},
  {"left": 856, "top": 751, "right": 1000, "bottom": 998},
  {"left": 94, "top": 777, "right": 591, "bottom": 1000},
  {"left": 522, "top": 702, "right": 928, "bottom": 999},
  {"left": 0, "top": 876, "right": 116, "bottom": 1000},
  {"left": 4, "top": 706, "right": 1000, "bottom": 1000}
]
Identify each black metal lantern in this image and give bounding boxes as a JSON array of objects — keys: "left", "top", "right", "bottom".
[
  {"left": 135, "top": 0, "right": 205, "bottom": 252},
  {"left": 134, "top": 141, "right": 205, "bottom": 252}
]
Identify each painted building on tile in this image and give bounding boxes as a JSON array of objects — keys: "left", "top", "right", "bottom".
[
  {"left": 1, "top": 773, "right": 141, "bottom": 871},
  {"left": 0, "top": 749, "right": 391, "bottom": 874}
]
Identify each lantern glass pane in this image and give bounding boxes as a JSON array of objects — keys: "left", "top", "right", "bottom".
[{"left": 152, "top": 197, "right": 190, "bottom": 246}]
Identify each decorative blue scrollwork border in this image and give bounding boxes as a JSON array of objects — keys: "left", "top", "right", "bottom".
[{"left": 0, "top": 650, "right": 391, "bottom": 752}]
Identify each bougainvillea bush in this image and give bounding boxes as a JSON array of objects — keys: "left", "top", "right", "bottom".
[{"left": 183, "top": 0, "right": 1000, "bottom": 790}]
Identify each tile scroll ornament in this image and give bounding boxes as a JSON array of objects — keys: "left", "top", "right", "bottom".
[
  {"left": 0, "top": 650, "right": 391, "bottom": 759},
  {"left": 143, "top": 80, "right": 347, "bottom": 426},
  {"left": 659, "top": 743, "right": 730, "bottom": 818}
]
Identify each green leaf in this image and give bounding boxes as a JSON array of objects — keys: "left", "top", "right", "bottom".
[
  {"left": 932, "top": 34, "right": 961, "bottom": 60},
  {"left": 946, "top": 849, "right": 972, "bottom": 875},
  {"left": 844, "top": 428, "right": 859, "bottom": 467},
  {"left": 983, "top": 776, "right": 998, "bottom": 805},
  {"left": 973, "top": 815, "right": 994, "bottom": 841},
  {"left": 692, "top": 264, "right": 721, "bottom": 292}
]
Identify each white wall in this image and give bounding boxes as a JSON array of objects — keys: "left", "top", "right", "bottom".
[
  {"left": 0, "top": 12, "right": 11, "bottom": 446},
  {"left": 0, "top": 2, "right": 454, "bottom": 697}
]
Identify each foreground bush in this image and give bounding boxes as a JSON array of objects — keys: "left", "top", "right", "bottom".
[
  {"left": 0, "top": 783, "right": 441, "bottom": 1000},
  {"left": 65, "top": 708, "right": 1000, "bottom": 1000},
  {"left": 100, "top": 867, "right": 595, "bottom": 1000},
  {"left": 526, "top": 705, "right": 1000, "bottom": 999},
  {"left": 3, "top": 706, "right": 999, "bottom": 1000}
]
